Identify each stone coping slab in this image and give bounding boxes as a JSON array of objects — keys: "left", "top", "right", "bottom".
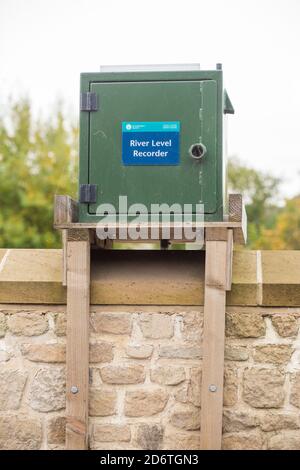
[{"left": 0, "top": 249, "right": 299, "bottom": 306}]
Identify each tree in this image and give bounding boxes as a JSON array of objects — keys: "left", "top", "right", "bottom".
[
  {"left": 0, "top": 100, "right": 295, "bottom": 250},
  {"left": 0, "top": 99, "right": 78, "bottom": 248},
  {"left": 228, "top": 158, "right": 281, "bottom": 248},
  {"left": 257, "top": 197, "right": 300, "bottom": 249}
]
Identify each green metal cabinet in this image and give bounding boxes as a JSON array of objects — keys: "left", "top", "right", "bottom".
[{"left": 78, "top": 68, "right": 234, "bottom": 222}]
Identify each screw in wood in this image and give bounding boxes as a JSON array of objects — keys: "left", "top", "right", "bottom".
[
  {"left": 209, "top": 384, "right": 217, "bottom": 392},
  {"left": 70, "top": 386, "right": 79, "bottom": 394}
]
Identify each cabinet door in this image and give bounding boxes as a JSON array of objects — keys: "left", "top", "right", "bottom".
[{"left": 88, "top": 79, "right": 217, "bottom": 214}]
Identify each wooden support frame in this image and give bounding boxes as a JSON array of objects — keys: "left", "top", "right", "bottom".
[
  {"left": 54, "top": 193, "right": 247, "bottom": 245},
  {"left": 54, "top": 194, "right": 245, "bottom": 450},
  {"left": 200, "top": 228, "right": 233, "bottom": 450},
  {"left": 65, "top": 229, "right": 90, "bottom": 450},
  {"left": 54, "top": 196, "right": 79, "bottom": 287}
]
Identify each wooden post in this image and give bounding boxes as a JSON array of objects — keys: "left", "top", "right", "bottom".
[
  {"left": 200, "top": 228, "right": 233, "bottom": 450},
  {"left": 66, "top": 229, "right": 91, "bottom": 450},
  {"left": 62, "top": 230, "right": 67, "bottom": 286},
  {"left": 54, "top": 195, "right": 79, "bottom": 287}
]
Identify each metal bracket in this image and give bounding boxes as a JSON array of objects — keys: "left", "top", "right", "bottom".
[
  {"left": 80, "top": 92, "right": 98, "bottom": 111},
  {"left": 79, "top": 184, "right": 97, "bottom": 203}
]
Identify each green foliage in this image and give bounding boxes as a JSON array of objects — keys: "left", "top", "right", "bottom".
[
  {"left": 0, "top": 99, "right": 78, "bottom": 248},
  {"left": 228, "top": 158, "right": 282, "bottom": 248},
  {"left": 0, "top": 100, "right": 298, "bottom": 250},
  {"left": 257, "top": 197, "right": 300, "bottom": 249}
]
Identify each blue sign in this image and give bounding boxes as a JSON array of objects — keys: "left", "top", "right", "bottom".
[{"left": 122, "top": 121, "right": 180, "bottom": 166}]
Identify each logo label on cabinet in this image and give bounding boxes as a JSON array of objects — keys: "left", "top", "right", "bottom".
[{"left": 122, "top": 121, "right": 180, "bottom": 166}]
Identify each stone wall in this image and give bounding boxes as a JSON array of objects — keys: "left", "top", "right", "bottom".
[
  {"left": 0, "top": 249, "right": 300, "bottom": 450},
  {"left": 1, "top": 305, "right": 300, "bottom": 450}
]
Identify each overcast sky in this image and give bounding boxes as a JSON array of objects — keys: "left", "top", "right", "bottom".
[{"left": 1, "top": 0, "right": 300, "bottom": 198}]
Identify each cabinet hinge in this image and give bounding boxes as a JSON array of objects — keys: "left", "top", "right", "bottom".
[
  {"left": 79, "top": 184, "right": 97, "bottom": 203},
  {"left": 80, "top": 92, "right": 98, "bottom": 111}
]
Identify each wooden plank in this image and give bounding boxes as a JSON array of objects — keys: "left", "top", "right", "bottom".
[
  {"left": 241, "top": 203, "right": 248, "bottom": 244},
  {"left": 55, "top": 221, "right": 244, "bottom": 245},
  {"left": 54, "top": 220, "right": 242, "bottom": 230},
  {"left": 66, "top": 238, "right": 90, "bottom": 450},
  {"left": 67, "top": 229, "right": 92, "bottom": 242},
  {"left": 53, "top": 193, "right": 247, "bottom": 243},
  {"left": 206, "top": 227, "right": 228, "bottom": 241},
  {"left": 62, "top": 230, "right": 67, "bottom": 286},
  {"left": 54, "top": 195, "right": 79, "bottom": 225},
  {"left": 226, "top": 229, "right": 233, "bottom": 291},
  {"left": 229, "top": 193, "right": 247, "bottom": 244},
  {"left": 228, "top": 193, "right": 243, "bottom": 222},
  {"left": 200, "top": 237, "right": 228, "bottom": 450}
]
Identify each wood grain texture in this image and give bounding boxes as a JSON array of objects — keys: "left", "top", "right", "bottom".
[
  {"left": 62, "top": 230, "right": 67, "bottom": 287},
  {"left": 54, "top": 220, "right": 242, "bottom": 230},
  {"left": 205, "top": 227, "right": 228, "bottom": 241},
  {"left": 54, "top": 221, "right": 245, "bottom": 245},
  {"left": 66, "top": 240, "right": 90, "bottom": 450},
  {"left": 53, "top": 194, "right": 246, "bottom": 243},
  {"left": 54, "top": 195, "right": 79, "bottom": 225},
  {"left": 200, "top": 239, "right": 228, "bottom": 450},
  {"left": 226, "top": 229, "right": 233, "bottom": 291},
  {"left": 67, "top": 228, "right": 92, "bottom": 242},
  {"left": 229, "top": 194, "right": 247, "bottom": 244},
  {"left": 228, "top": 194, "right": 243, "bottom": 222}
]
